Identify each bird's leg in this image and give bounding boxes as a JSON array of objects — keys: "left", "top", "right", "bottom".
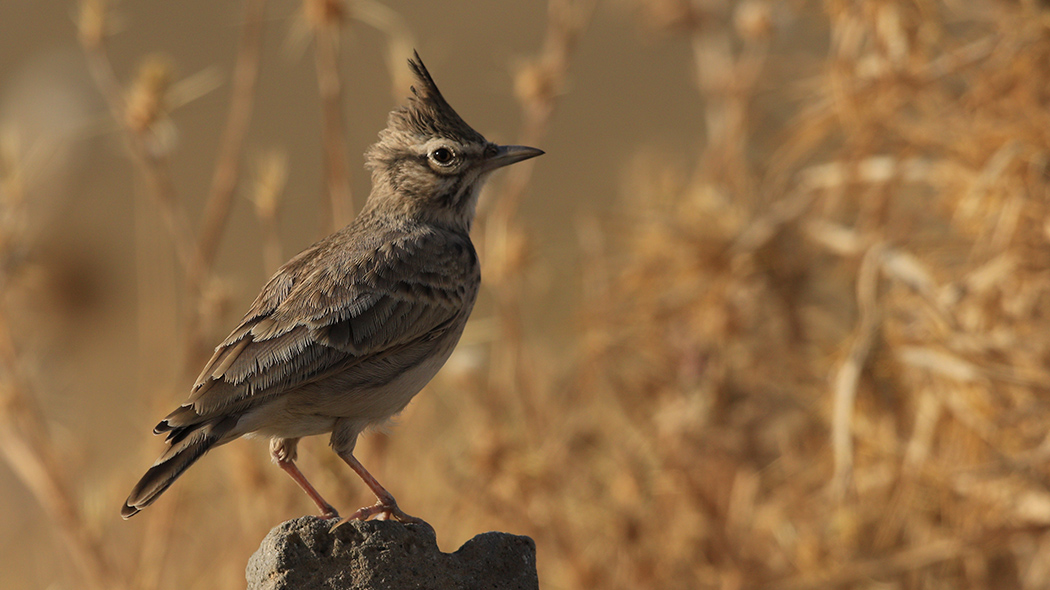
[
  {"left": 271, "top": 438, "right": 339, "bottom": 519},
  {"left": 334, "top": 450, "right": 425, "bottom": 525},
  {"left": 276, "top": 459, "right": 340, "bottom": 519}
]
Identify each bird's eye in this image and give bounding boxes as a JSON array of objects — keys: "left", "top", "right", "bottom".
[{"left": 429, "top": 147, "right": 456, "bottom": 166}]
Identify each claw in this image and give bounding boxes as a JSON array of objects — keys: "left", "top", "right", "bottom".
[{"left": 328, "top": 500, "right": 426, "bottom": 532}]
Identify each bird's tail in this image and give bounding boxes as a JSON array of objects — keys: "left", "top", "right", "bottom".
[{"left": 121, "top": 414, "right": 238, "bottom": 519}]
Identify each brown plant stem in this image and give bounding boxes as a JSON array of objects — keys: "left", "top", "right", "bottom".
[
  {"left": 0, "top": 306, "right": 123, "bottom": 590},
  {"left": 81, "top": 33, "right": 198, "bottom": 278},
  {"left": 190, "top": 0, "right": 268, "bottom": 294},
  {"left": 487, "top": 0, "right": 594, "bottom": 223},
  {"left": 481, "top": 0, "right": 594, "bottom": 423},
  {"left": 830, "top": 241, "right": 883, "bottom": 500},
  {"left": 308, "top": 0, "right": 354, "bottom": 230}
]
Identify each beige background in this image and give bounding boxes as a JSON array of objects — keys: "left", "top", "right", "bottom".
[{"left": 10, "top": 1, "right": 1048, "bottom": 590}]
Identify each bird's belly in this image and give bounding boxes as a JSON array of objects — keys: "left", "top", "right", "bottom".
[
  {"left": 336, "top": 343, "right": 455, "bottom": 422},
  {"left": 244, "top": 412, "right": 337, "bottom": 440},
  {"left": 245, "top": 334, "right": 461, "bottom": 440}
]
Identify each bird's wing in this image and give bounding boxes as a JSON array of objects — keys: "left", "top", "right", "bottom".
[{"left": 159, "top": 229, "right": 476, "bottom": 429}]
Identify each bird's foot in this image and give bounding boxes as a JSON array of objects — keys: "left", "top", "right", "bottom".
[
  {"left": 329, "top": 500, "right": 426, "bottom": 531},
  {"left": 352, "top": 501, "right": 425, "bottom": 524}
]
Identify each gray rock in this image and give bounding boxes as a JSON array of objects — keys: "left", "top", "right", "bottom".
[{"left": 246, "top": 516, "right": 539, "bottom": 590}]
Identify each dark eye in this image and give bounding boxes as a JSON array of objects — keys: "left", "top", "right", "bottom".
[{"left": 429, "top": 147, "right": 456, "bottom": 166}]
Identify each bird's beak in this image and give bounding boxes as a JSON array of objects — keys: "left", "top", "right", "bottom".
[{"left": 481, "top": 144, "right": 545, "bottom": 173}]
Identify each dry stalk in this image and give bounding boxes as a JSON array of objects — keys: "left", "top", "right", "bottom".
[
  {"left": 191, "top": 0, "right": 268, "bottom": 292},
  {"left": 479, "top": 0, "right": 595, "bottom": 420},
  {"left": 687, "top": 0, "right": 770, "bottom": 197},
  {"left": 131, "top": 484, "right": 181, "bottom": 590},
  {"left": 770, "top": 524, "right": 1050, "bottom": 590},
  {"left": 830, "top": 241, "right": 884, "bottom": 500},
  {"left": 80, "top": 0, "right": 271, "bottom": 366},
  {"left": 251, "top": 148, "right": 289, "bottom": 273},
  {"left": 79, "top": 5, "right": 198, "bottom": 277},
  {"left": 768, "top": 537, "right": 966, "bottom": 590},
  {"left": 487, "top": 0, "right": 595, "bottom": 222},
  {"left": 0, "top": 143, "right": 123, "bottom": 589},
  {"left": 0, "top": 360, "right": 121, "bottom": 590},
  {"left": 351, "top": 0, "right": 417, "bottom": 100},
  {"left": 305, "top": 0, "right": 354, "bottom": 230}
]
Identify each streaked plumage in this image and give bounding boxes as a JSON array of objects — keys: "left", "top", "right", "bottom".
[{"left": 122, "top": 52, "right": 543, "bottom": 522}]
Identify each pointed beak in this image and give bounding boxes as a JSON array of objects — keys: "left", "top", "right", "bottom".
[{"left": 481, "top": 144, "right": 545, "bottom": 173}]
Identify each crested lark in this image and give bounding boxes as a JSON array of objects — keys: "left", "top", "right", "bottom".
[{"left": 122, "top": 52, "right": 543, "bottom": 523}]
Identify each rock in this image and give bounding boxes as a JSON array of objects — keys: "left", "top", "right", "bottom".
[{"left": 246, "top": 516, "right": 539, "bottom": 590}]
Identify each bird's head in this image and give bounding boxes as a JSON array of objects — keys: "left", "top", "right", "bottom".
[{"left": 364, "top": 52, "right": 543, "bottom": 232}]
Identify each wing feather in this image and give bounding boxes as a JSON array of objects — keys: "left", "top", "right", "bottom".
[{"left": 174, "top": 224, "right": 478, "bottom": 424}]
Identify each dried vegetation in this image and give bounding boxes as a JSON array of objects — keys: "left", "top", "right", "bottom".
[{"left": 4, "top": 0, "right": 1050, "bottom": 589}]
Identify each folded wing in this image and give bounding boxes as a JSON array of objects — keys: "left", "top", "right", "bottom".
[{"left": 156, "top": 228, "right": 477, "bottom": 433}]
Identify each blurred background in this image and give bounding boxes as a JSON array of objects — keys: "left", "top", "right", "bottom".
[{"left": 4, "top": 0, "right": 1050, "bottom": 588}]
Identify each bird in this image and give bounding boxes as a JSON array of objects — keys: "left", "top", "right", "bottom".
[{"left": 121, "top": 51, "right": 543, "bottom": 523}]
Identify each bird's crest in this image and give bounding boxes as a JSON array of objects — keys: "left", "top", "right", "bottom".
[{"left": 383, "top": 52, "right": 487, "bottom": 146}]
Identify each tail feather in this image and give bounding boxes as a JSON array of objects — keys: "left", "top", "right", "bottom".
[
  {"left": 154, "top": 404, "right": 198, "bottom": 436},
  {"left": 122, "top": 415, "right": 238, "bottom": 519}
]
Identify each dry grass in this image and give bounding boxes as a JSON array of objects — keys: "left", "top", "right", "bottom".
[{"left": 5, "top": 0, "right": 1050, "bottom": 588}]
